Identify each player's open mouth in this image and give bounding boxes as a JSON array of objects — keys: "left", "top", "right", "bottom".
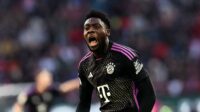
[{"left": 88, "top": 37, "right": 98, "bottom": 47}]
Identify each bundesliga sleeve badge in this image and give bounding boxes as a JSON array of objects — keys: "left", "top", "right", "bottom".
[{"left": 133, "top": 59, "right": 143, "bottom": 75}]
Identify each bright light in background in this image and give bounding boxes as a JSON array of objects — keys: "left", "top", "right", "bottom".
[
  {"left": 160, "top": 105, "right": 173, "bottom": 112},
  {"left": 50, "top": 105, "right": 75, "bottom": 112},
  {"left": 178, "top": 99, "right": 191, "bottom": 112},
  {"left": 196, "top": 99, "right": 200, "bottom": 112},
  {"left": 167, "top": 79, "right": 183, "bottom": 97},
  {"left": 50, "top": 103, "right": 100, "bottom": 112}
]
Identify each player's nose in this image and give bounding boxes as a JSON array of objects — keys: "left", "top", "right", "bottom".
[{"left": 87, "top": 30, "right": 96, "bottom": 37}]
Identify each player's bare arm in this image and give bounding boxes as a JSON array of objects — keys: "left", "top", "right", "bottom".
[{"left": 59, "top": 78, "right": 80, "bottom": 93}]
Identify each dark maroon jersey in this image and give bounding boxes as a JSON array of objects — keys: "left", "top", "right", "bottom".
[
  {"left": 17, "top": 84, "right": 60, "bottom": 112},
  {"left": 78, "top": 42, "right": 148, "bottom": 112}
]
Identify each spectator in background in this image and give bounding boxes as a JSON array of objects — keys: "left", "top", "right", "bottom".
[{"left": 13, "top": 69, "right": 79, "bottom": 112}]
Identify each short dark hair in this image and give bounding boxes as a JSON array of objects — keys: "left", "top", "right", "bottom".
[{"left": 84, "top": 10, "right": 111, "bottom": 29}]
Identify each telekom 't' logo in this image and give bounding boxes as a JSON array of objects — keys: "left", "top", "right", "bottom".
[{"left": 97, "top": 84, "right": 111, "bottom": 103}]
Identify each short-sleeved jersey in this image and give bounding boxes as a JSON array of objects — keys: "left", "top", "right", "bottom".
[
  {"left": 78, "top": 42, "right": 148, "bottom": 112},
  {"left": 17, "top": 84, "right": 60, "bottom": 112}
]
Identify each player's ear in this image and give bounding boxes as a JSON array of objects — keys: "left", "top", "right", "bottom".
[{"left": 106, "top": 29, "right": 110, "bottom": 37}]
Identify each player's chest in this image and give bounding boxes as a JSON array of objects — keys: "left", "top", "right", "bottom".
[
  {"left": 85, "top": 58, "right": 125, "bottom": 86},
  {"left": 29, "top": 92, "right": 54, "bottom": 105}
]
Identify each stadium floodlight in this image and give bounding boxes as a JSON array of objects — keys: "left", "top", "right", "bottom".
[
  {"left": 178, "top": 99, "right": 191, "bottom": 112},
  {"left": 195, "top": 99, "right": 200, "bottom": 112}
]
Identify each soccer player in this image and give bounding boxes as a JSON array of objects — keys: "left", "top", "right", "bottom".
[
  {"left": 13, "top": 69, "right": 79, "bottom": 112},
  {"left": 76, "top": 10, "right": 156, "bottom": 112}
]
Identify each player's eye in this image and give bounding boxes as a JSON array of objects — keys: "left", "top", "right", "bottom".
[
  {"left": 84, "top": 26, "right": 90, "bottom": 31},
  {"left": 93, "top": 24, "right": 101, "bottom": 29}
]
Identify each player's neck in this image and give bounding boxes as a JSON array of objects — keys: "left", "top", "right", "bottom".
[
  {"left": 93, "top": 38, "right": 109, "bottom": 58},
  {"left": 36, "top": 85, "right": 46, "bottom": 93}
]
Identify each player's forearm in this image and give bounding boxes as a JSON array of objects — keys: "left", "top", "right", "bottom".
[
  {"left": 76, "top": 90, "right": 92, "bottom": 112},
  {"left": 76, "top": 79, "right": 93, "bottom": 112},
  {"left": 59, "top": 78, "right": 80, "bottom": 93},
  {"left": 76, "top": 102, "right": 91, "bottom": 112},
  {"left": 135, "top": 77, "right": 156, "bottom": 112}
]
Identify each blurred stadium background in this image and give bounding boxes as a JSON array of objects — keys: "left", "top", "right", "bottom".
[{"left": 0, "top": 0, "right": 200, "bottom": 112}]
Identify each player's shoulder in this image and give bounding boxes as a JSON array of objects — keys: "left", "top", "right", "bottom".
[
  {"left": 24, "top": 85, "right": 36, "bottom": 96},
  {"left": 110, "top": 42, "right": 138, "bottom": 61},
  {"left": 17, "top": 85, "right": 34, "bottom": 104},
  {"left": 78, "top": 51, "right": 93, "bottom": 68}
]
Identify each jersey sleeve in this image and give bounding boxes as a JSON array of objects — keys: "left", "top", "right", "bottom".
[
  {"left": 76, "top": 63, "right": 93, "bottom": 112},
  {"left": 127, "top": 56, "right": 148, "bottom": 82},
  {"left": 129, "top": 58, "right": 156, "bottom": 112}
]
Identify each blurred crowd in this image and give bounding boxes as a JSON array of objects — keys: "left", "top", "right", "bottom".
[{"left": 0, "top": 0, "right": 200, "bottom": 97}]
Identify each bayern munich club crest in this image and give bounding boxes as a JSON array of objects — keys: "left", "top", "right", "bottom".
[{"left": 106, "top": 62, "right": 116, "bottom": 74}]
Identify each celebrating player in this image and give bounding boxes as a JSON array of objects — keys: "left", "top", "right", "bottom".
[
  {"left": 76, "top": 10, "right": 156, "bottom": 112},
  {"left": 13, "top": 69, "right": 79, "bottom": 112}
]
